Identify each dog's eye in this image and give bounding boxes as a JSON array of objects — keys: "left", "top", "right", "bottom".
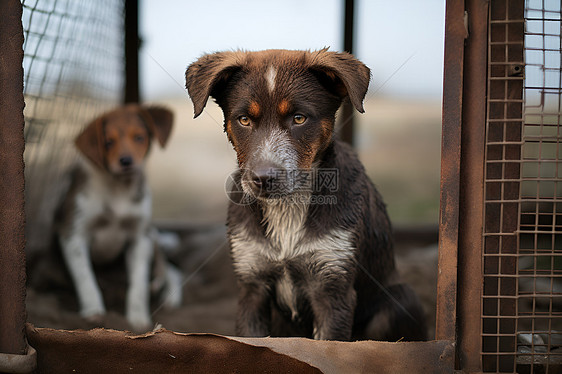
[
  {"left": 238, "top": 116, "right": 251, "bottom": 126},
  {"left": 293, "top": 114, "right": 307, "bottom": 125},
  {"left": 134, "top": 134, "right": 145, "bottom": 143},
  {"left": 105, "top": 140, "right": 114, "bottom": 149}
]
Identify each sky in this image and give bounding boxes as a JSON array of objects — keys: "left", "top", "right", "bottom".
[{"left": 139, "top": 0, "right": 446, "bottom": 101}]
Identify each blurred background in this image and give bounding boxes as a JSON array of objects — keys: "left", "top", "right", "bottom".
[
  {"left": 140, "top": 0, "right": 445, "bottom": 226},
  {"left": 22, "top": 0, "right": 445, "bottom": 337}
]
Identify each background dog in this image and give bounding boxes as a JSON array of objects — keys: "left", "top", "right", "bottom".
[
  {"left": 185, "top": 49, "right": 427, "bottom": 341},
  {"left": 55, "top": 104, "right": 181, "bottom": 331}
]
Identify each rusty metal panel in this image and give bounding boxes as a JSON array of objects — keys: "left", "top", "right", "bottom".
[
  {"left": 436, "top": 0, "right": 466, "bottom": 344},
  {"left": 456, "top": 0, "right": 489, "bottom": 372},
  {"left": 446, "top": 0, "right": 562, "bottom": 372},
  {"left": 437, "top": 2, "right": 555, "bottom": 372},
  {"left": 26, "top": 325, "right": 455, "bottom": 374},
  {"left": 0, "top": 0, "right": 28, "bottom": 357}
]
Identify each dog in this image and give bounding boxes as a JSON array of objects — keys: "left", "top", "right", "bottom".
[
  {"left": 54, "top": 104, "right": 181, "bottom": 331},
  {"left": 185, "top": 49, "right": 427, "bottom": 341}
]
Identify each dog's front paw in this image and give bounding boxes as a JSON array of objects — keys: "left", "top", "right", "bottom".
[
  {"left": 83, "top": 312, "right": 105, "bottom": 327},
  {"left": 160, "top": 264, "right": 183, "bottom": 309},
  {"left": 126, "top": 308, "right": 152, "bottom": 332},
  {"left": 80, "top": 305, "right": 106, "bottom": 323}
]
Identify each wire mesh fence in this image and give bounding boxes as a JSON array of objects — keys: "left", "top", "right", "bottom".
[
  {"left": 482, "top": 1, "right": 524, "bottom": 371},
  {"left": 21, "top": 0, "right": 124, "bottom": 253},
  {"left": 482, "top": 0, "right": 562, "bottom": 372},
  {"left": 518, "top": 0, "right": 562, "bottom": 371}
]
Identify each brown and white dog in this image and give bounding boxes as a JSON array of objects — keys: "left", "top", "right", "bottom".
[
  {"left": 55, "top": 104, "right": 181, "bottom": 331},
  {"left": 185, "top": 49, "right": 427, "bottom": 341}
]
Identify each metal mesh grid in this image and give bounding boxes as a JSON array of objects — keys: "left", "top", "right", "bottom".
[
  {"left": 482, "top": 0, "right": 562, "bottom": 372},
  {"left": 22, "top": 0, "right": 124, "bottom": 253}
]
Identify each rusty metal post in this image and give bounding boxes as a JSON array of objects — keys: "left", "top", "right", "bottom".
[
  {"left": 124, "top": 0, "right": 140, "bottom": 103},
  {"left": 436, "top": 0, "right": 466, "bottom": 345},
  {"left": 456, "top": 0, "right": 489, "bottom": 371},
  {"left": 0, "top": 0, "right": 28, "bottom": 357},
  {"left": 338, "top": 0, "right": 355, "bottom": 145}
]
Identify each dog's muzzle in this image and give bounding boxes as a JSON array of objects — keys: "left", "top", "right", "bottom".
[{"left": 242, "top": 164, "right": 295, "bottom": 199}]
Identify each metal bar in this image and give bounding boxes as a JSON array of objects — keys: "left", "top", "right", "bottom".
[
  {"left": 338, "top": 0, "right": 355, "bottom": 145},
  {"left": 0, "top": 0, "right": 28, "bottom": 356},
  {"left": 456, "top": 0, "right": 489, "bottom": 372},
  {"left": 436, "top": 0, "right": 466, "bottom": 346},
  {"left": 124, "top": 0, "right": 140, "bottom": 103},
  {"left": 343, "top": 0, "right": 354, "bottom": 54}
]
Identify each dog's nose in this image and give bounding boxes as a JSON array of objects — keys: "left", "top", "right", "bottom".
[
  {"left": 119, "top": 156, "right": 133, "bottom": 167},
  {"left": 251, "top": 167, "right": 281, "bottom": 191},
  {"left": 251, "top": 171, "right": 269, "bottom": 188}
]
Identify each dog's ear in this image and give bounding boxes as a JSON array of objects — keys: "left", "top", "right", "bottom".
[
  {"left": 309, "top": 50, "right": 371, "bottom": 113},
  {"left": 141, "top": 106, "right": 174, "bottom": 148},
  {"left": 185, "top": 52, "right": 242, "bottom": 118},
  {"left": 75, "top": 117, "right": 105, "bottom": 169}
]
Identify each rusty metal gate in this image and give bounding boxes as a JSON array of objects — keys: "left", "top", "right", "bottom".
[
  {"left": 485, "top": 0, "right": 562, "bottom": 371},
  {"left": 448, "top": 0, "right": 562, "bottom": 372}
]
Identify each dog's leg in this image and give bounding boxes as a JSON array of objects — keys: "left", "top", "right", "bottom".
[
  {"left": 309, "top": 277, "right": 356, "bottom": 341},
  {"left": 59, "top": 234, "right": 105, "bottom": 320},
  {"left": 160, "top": 263, "right": 183, "bottom": 309},
  {"left": 235, "top": 283, "right": 271, "bottom": 337},
  {"left": 125, "top": 234, "right": 153, "bottom": 331}
]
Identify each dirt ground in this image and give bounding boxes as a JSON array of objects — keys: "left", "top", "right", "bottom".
[{"left": 26, "top": 223, "right": 439, "bottom": 340}]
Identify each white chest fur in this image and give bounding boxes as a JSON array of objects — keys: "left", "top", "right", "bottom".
[
  {"left": 231, "top": 199, "right": 355, "bottom": 264},
  {"left": 261, "top": 198, "right": 309, "bottom": 260},
  {"left": 230, "top": 199, "right": 356, "bottom": 316},
  {"left": 76, "top": 167, "right": 151, "bottom": 263}
]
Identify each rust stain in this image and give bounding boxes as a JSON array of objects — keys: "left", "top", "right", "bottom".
[{"left": 435, "top": 0, "right": 468, "bottom": 346}]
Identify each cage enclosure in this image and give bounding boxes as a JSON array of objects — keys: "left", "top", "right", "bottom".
[{"left": 3, "top": 0, "right": 562, "bottom": 373}]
